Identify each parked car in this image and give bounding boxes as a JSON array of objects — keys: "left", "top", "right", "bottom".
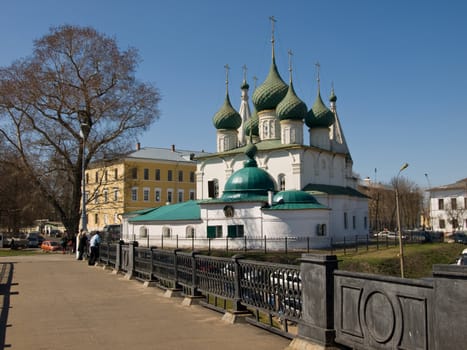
[
  {"left": 37, "top": 234, "right": 45, "bottom": 246},
  {"left": 375, "top": 230, "right": 394, "bottom": 238},
  {"left": 452, "top": 232, "right": 467, "bottom": 244},
  {"left": 26, "top": 232, "right": 40, "bottom": 248},
  {"left": 41, "top": 240, "right": 61, "bottom": 252},
  {"left": 5, "top": 234, "right": 29, "bottom": 249},
  {"left": 386, "top": 232, "right": 407, "bottom": 240},
  {"left": 270, "top": 271, "right": 301, "bottom": 295},
  {"left": 27, "top": 236, "right": 39, "bottom": 248}
]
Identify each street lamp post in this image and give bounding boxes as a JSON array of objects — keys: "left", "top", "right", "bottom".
[
  {"left": 80, "top": 123, "right": 89, "bottom": 232},
  {"left": 395, "top": 162, "right": 409, "bottom": 278}
]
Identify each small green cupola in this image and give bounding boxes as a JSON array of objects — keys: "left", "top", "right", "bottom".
[
  {"left": 329, "top": 87, "right": 337, "bottom": 103},
  {"left": 213, "top": 65, "right": 241, "bottom": 130},
  {"left": 213, "top": 93, "right": 241, "bottom": 129},
  {"left": 276, "top": 52, "right": 307, "bottom": 121},
  {"left": 305, "top": 64, "right": 334, "bottom": 128},
  {"left": 305, "top": 91, "right": 334, "bottom": 128}
]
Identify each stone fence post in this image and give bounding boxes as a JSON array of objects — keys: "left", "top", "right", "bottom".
[
  {"left": 287, "top": 254, "right": 339, "bottom": 349},
  {"left": 125, "top": 241, "right": 137, "bottom": 279},
  {"left": 432, "top": 264, "right": 467, "bottom": 349}
]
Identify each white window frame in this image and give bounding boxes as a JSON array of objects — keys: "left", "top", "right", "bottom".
[
  {"left": 143, "top": 187, "right": 150, "bottom": 202},
  {"left": 131, "top": 187, "right": 138, "bottom": 201}
]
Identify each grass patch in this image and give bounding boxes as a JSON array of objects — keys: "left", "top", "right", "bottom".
[
  {"left": 338, "top": 243, "right": 464, "bottom": 278},
  {"left": 200, "top": 243, "right": 465, "bottom": 279}
]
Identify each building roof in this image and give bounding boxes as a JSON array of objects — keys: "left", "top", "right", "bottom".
[
  {"left": 302, "top": 183, "right": 368, "bottom": 198},
  {"left": 125, "top": 147, "right": 209, "bottom": 163},
  {"left": 122, "top": 207, "right": 157, "bottom": 218},
  {"left": 427, "top": 178, "right": 467, "bottom": 192},
  {"left": 129, "top": 200, "right": 201, "bottom": 222},
  {"left": 195, "top": 139, "right": 342, "bottom": 161},
  {"left": 266, "top": 190, "right": 328, "bottom": 210}
]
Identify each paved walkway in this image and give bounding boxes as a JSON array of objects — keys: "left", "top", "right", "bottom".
[{"left": 0, "top": 253, "right": 291, "bottom": 350}]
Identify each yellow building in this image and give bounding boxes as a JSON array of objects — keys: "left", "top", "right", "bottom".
[{"left": 83, "top": 145, "right": 208, "bottom": 232}]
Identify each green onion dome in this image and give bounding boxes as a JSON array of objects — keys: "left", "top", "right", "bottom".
[
  {"left": 329, "top": 89, "right": 337, "bottom": 103},
  {"left": 305, "top": 91, "right": 334, "bottom": 128},
  {"left": 252, "top": 58, "right": 288, "bottom": 112},
  {"left": 221, "top": 144, "right": 275, "bottom": 200},
  {"left": 273, "top": 190, "right": 321, "bottom": 204},
  {"left": 244, "top": 110, "right": 259, "bottom": 137},
  {"left": 276, "top": 82, "right": 307, "bottom": 121},
  {"left": 213, "top": 93, "right": 242, "bottom": 130},
  {"left": 221, "top": 161, "right": 276, "bottom": 200},
  {"left": 241, "top": 79, "right": 250, "bottom": 90}
]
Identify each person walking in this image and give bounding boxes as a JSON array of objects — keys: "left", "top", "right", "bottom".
[
  {"left": 77, "top": 230, "right": 88, "bottom": 260},
  {"left": 61, "top": 235, "right": 68, "bottom": 254},
  {"left": 88, "top": 231, "right": 101, "bottom": 266}
]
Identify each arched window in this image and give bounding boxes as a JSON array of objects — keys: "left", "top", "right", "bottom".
[
  {"left": 186, "top": 226, "right": 195, "bottom": 238},
  {"left": 163, "top": 227, "right": 171, "bottom": 238},
  {"left": 208, "top": 179, "right": 219, "bottom": 198},
  {"left": 139, "top": 226, "right": 148, "bottom": 238},
  {"left": 278, "top": 174, "right": 286, "bottom": 191}
]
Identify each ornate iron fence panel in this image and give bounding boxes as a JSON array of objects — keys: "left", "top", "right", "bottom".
[
  {"left": 99, "top": 243, "right": 110, "bottom": 264},
  {"left": 120, "top": 244, "right": 131, "bottom": 273},
  {"left": 134, "top": 247, "right": 152, "bottom": 281},
  {"left": 151, "top": 249, "right": 177, "bottom": 289},
  {"left": 239, "top": 260, "right": 302, "bottom": 322},
  {"left": 175, "top": 252, "right": 194, "bottom": 292},
  {"left": 195, "top": 255, "right": 235, "bottom": 300},
  {"left": 108, "top": 244, "right": 117, "bottom": 268}
]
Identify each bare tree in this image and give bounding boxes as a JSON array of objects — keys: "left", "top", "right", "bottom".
[
  {"left": 0, "top": 25, "right": 161, "bottom": 235},
  {"left": 391, "top": 176, "right": 423, "bottom": 231},
  {"left": 443, "top": 203, "right": 466, "bottom": 231}
]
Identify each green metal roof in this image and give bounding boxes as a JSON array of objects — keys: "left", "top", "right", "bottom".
[
  {"left": 302, "top": 183, "right": 368, "bottom": 198},
  {"left": 123, "top": 207, "right": 158, "bottom": 218},
  {"left": 273, "top": 190, "right": 321, "bottom": 204},
  {"left": 213, "top": 93, "right": 242, "bottom": 130},
  {"left": 199, "top": 196, "right": 268, "bottom": 204},
  {"left": 129, "top": 200, "right": 201, "bottom": 222},
  {"left": 266, "top": 203, "right": 328, "bottom": 210},
  {"left": 267, "top": 190, "right": 328, "bottom": 210}
]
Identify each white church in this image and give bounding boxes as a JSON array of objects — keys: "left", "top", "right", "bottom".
[{"left": 122, "top": 25, "right": 369, "bottom": 250}]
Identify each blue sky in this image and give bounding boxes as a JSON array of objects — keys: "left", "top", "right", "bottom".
[{"left": 1, "top": 0, "right": 466, "bottom": 188}]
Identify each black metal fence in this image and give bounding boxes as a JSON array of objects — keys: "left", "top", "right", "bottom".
[
  {"left": 97, "top": 242, "right": 466, "bottom": 349},
  {"left": 99, "top": 243, "right": 301, "bottom": 338},
  {"left": 122, "top": 231, "right": 442, "bottom": 256}
]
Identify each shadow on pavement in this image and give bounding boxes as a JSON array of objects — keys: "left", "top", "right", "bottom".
[{"left": 0, "top": 263, "right": 15, "bottom": 349}]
